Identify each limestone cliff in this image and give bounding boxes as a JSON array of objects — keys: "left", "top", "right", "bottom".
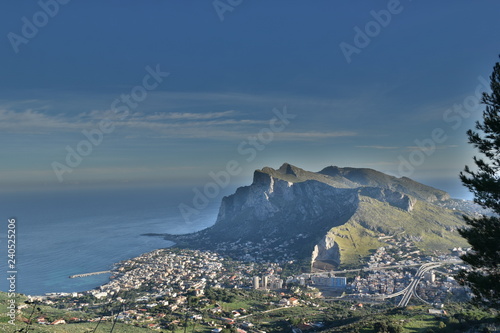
[
  {"left": 167, "top": 163, "right": 468, "bottom": 269},
  {"left": 209, "top": 169, "right": 359, "bottom": 246},
  {"left": 311, "top": 232, "right": 341, "bottom": 270}
]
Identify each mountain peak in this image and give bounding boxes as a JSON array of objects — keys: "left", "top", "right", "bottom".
[
  {"left": 278, "top": 163, "right": 297, "bottom": 176},
  {"left": 318, "top": 165, "right": 340, "bottom": 177},
  {"left": 255, "top": 163, "right": 450, "bottom": 203}
]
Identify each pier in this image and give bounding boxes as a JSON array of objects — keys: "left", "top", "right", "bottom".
[{"left": 69, "top": 270, "right": 111, "bottom": 279}]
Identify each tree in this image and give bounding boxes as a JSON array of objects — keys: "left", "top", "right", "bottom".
[
  {"left": 457, "top": 56, "right": 500, "bottom": 309},
  {"left": 373, "top": 320, "right": 403, "bottom": 333}
]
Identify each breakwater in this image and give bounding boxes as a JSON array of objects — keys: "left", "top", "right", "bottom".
[{"left": 69, "top": 270, "right": 111, "bottom": 279}]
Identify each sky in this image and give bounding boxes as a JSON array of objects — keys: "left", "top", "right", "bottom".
[{"left": 1, "top": 1, "right": 500, "bottom": 199}]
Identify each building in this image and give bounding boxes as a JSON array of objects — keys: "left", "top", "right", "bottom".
[
  {"left": 426, "top": 271, "right": 435, "bottom": 283},
  {"left": 262, "top": 275, "right": 268, "bottom": 289},
  {"left": 253, "top": 276, "right": 260, "bottom": 289},
  {"left": 269, "top": 278, "right": 283, "bottom": 290},
  {"left": 311, "top": 276, "right": 346, "bottom": 288},
  {"left": 332, "top": 277, "right": 347, "bottom": 288}
]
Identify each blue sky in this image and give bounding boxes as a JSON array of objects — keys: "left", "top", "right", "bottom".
[{"left": 1, "top": 1, "right": 500, "bottom": 198}]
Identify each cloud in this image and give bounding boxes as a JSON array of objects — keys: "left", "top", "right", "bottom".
[
  {"left": 0, "top": 165, "right": 202, "bottom": 184},
  {"left": 356, "top": 145, "right": 399, "bottom": 149},
  {"left": 0, "top": 108, "right": 251, "bottom": 136},
  {"left": 153, "top": 110, "right": 236, "bottom": 120},
  {"left": 78, "top": 110, "right": 237, "bottom": 122},
  {"left": 0, "top": 109, "right": 84, "bottom": 133},
  {"left": 1, "top": 106, "right": 358, "bottom": 142},
  {"left": 356, "top": 145, "right": 459, "bottom": 152},
  {"left": 277, "top": 131, "right": 357, "bottom": 140},
  {"left": 404, "top": 145, "right": 458, "bottom": 152}
]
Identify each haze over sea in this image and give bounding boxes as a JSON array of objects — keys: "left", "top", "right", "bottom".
[{"left": 0, "top": 186, "right": 221, "bottom": 296}]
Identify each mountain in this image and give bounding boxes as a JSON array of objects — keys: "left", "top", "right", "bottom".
[{"left": 165, "top": 163, "right": 474, "bottom": 269}]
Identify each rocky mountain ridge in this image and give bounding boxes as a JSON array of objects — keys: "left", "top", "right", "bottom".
[{"left": 165, "top": 163, "right": 471, "bottom": 269}]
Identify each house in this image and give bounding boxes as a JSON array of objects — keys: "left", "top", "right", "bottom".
[
  {"left": 289, "top": 297, "right": 299, "bottom": 306},
  {"left": 428, "top": 309, "right": 447, "bottom": 315},
  {"left": 221, "top": 317, "right": 235, "bottom": 325},
  {"left": 94, "top": 292, "right": 108, "bottom": 299},
  {"left": 51, "top": 319, "right": 66, "bottom": 325},
  {"left": 241, "top": 322, "right": 254, "bottom": 329},
  {"left": 279, "top": 298, "right": 289, "bottom": 306}
]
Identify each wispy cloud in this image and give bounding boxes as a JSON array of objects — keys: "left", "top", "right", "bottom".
[
  {"left": 0, "top": 108, "right": 253, "bottom": 135},
  {"left": 0, "top": 109, "right": 83, "bottom": 133},
  {"left": 356, "top": 145, "right": 399, "bottom": 149},
  {"left": 277, "top": 131, "right": 357, "bottom": 140},
  {"left": 157, "top": 111, "right": 236, "bottom": 120},
  {"left": 404, "top": 145, "right": 458, "bottom": 152},
  {"left": 356, "top": 145, "right": 459, "bottom": 152},
  {"left": 0, "top": 165, "right": 201, "bottom": 183},
  {"left": 77, "top": 110, "right": 237, "bottom": 122},
  {"left": 0, "top": 107, "right": 357, "bottom": 142}
]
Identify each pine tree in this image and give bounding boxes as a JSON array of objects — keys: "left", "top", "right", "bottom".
[{"left": 457, "top": 56, "right": 500, "bottom": 309}]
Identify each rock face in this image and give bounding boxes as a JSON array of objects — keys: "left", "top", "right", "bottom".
[
  {"left": 359, "top": 187, "right": 416, "bottom": 212},
  {"left": 169, "top": 163, "right": 467, "bottom": 269},
  {"left": 311, "top": 233, "right": 341, "bottom": 270},
  {"left": 211, "top": 170, "right": 359, "bottom": 243}
]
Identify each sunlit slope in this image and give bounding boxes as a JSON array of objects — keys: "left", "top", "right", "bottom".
[{"left": 330, "top": 195, "right": 468, "bottom": 266}]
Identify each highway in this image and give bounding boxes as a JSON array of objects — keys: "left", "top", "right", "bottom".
[
  {"left": 383, "top": 262, "right": 444, "bottom": 307},
  {"left": 317, "top": 259, "right": 461, "bottom": 307},
  {"left": 310, "top": 259, "right": 460, "bottom": 275}
]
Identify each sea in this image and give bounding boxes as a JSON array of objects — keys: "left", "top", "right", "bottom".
[{"left": 0, "top": 186, "right": 226, "bottom": 296}]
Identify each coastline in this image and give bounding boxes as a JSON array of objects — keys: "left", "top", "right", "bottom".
[{"left": 18, "top": 242, "right": 178, "bottom": 298}]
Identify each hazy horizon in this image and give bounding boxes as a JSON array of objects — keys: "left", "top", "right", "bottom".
[{"left": 2, "top": 2, "right": 499, "bottom": 200}]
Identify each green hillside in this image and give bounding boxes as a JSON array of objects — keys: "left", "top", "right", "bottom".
[{"left": 331, "top": 196, "right": 468, "bottom": 266}]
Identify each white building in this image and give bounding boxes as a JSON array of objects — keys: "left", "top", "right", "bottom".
[{"left": 253, "top": 276, "right": 260, "bottom": 289}]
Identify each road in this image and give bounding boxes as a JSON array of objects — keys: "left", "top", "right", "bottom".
[
  {"left": 309, "top": 259, "right": 461, "bottom": 275},
  {"left": 318, "top": 260, "right": 461, "bottom": 307}
]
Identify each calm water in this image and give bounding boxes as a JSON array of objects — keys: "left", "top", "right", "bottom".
[{"left": 0, "top": 186, "right": 221, "bottom": 295}]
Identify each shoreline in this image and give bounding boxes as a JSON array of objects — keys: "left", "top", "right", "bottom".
[{"left": 15, "top": 243, "right": 178, "bottom": 298}]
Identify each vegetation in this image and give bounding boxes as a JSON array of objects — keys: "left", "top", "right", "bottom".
[
  {"left": 458, "top": 56, "right": 500, "bottom": 309},
  {"left": 331, "top": 196, "right": 468, "bottom": 266},
  {"left": 2, "top": 290, "right": 500, "bottom": 332}
]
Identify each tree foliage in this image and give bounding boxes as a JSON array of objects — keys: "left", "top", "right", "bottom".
[
  {"left": 373, "top": 319, "right": 403, "bottom": 333},
  {"left": 458, "top": 56, "right": 500, "bottom": 309}
]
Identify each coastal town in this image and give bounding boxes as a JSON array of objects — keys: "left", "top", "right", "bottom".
[{"left": 16, "top": 233, "right": 473, "bottom": 332}]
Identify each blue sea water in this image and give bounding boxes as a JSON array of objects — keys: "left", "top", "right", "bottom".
[{"left": 0, "top": 186, "right": 221, "bottom": 295}]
